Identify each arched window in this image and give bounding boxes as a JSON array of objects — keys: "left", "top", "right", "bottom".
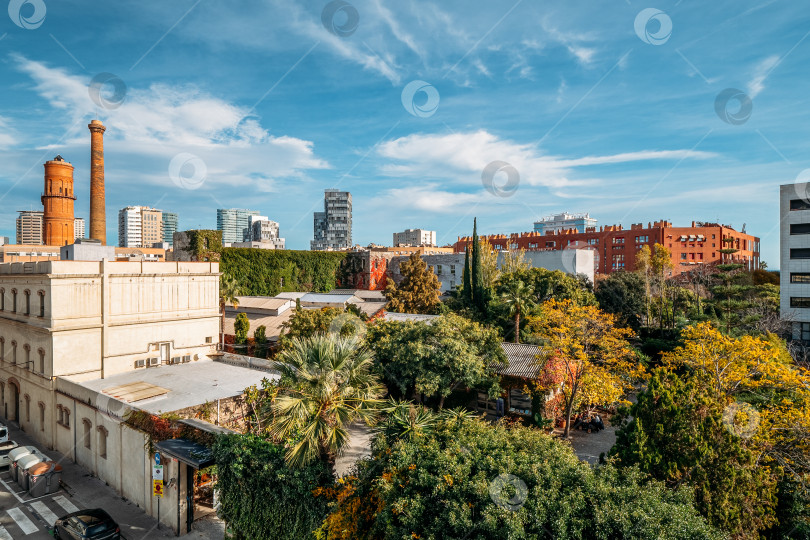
[
  {"left": 0, "top": 288, "right": 4, "bottom": 311},
  {"left": 82, "top": 419, "right": 92, "bottom": 449},
  {"left": 24, "top": 290, "right": 30, "bottom": 316},
  {"left": 11, "top": 341, "right": 17, "bottom": 364},
  {"left": 23, "top": 345, "right": 30, "bottom": 368},
  {"left": 11, "top": 289, "right": 16, "bottom": 313},
  {"left": 56, "top": 404, "right": 63, "bottom": 425},
  {"left": 64, "top": 408, "right": 70, "bottom": 427},
  {"left": 38, "top": 402, "right": 45, "bottom": 432},
  {"left": 38, "top": 291, "right": 45, "bottom": 317},
  {"left": 24, "top": 394, "right": 30, "bottom": 423},
  {"left": 38, "top": 349, "right": 45, "bottom": 374},
  {"left": 97, "top": 426, "right": 109, "bottom": 459},
  {"left": 0, "top": 338, "right": 4, "bottom": 362}
]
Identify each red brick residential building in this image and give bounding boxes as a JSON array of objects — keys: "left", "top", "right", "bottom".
[{"left": 453, "top": 220, "right": 760, "bottom": 276}]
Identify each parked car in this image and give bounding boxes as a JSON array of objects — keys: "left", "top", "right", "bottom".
[
  {"left": 53, "top": 509, "right": 121, "bottom": 539},
  {"left": 0, "top": 423, "right": 8, "bottom": 443},
  {"left": 0, "top": 441, "right": 19, "bottom": 468}
]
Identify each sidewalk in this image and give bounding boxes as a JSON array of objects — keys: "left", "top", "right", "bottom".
[{"left": 5, "top": 423, "right": 225, "bottom": 539}]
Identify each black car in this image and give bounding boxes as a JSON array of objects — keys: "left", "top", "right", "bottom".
[{"left": 53, "top": 508, "right": 121, "bottom": 539}]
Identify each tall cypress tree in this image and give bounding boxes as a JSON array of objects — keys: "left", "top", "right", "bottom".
[
  {"left": 462, "top": 244, "right": 472, "bottom": 302},
  {"left": 471, "top": 217, "right": 485, "bottom": 311}
]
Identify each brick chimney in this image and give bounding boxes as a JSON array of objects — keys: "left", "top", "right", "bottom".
[{"left": 89, "top": 120, "right": 106, "bottom": 244}]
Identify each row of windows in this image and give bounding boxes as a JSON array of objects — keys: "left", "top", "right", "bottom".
[
  {"left": 790, "top": 297, "right": 810, "bottom": 308},
  {"left": 790, "top": 223, "right": 810, "bottom": 235},
  {"left": 0, "top": 339, "right": 46, "bottom": 373},
  {"left": 680, "top": 253, "right": 705, "bottom": 261},
  {"left": 0, "top": 288, "right": 45, "bottom": 317}
]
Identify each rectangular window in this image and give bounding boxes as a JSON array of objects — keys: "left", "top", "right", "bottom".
[
  {"left": 802, "top": 323, "right": 810, "bottom": 342},
  {"left": 791, "top": 273, "right": 810, "bottom": 283},
  {"left": 791, "top": 248, "right": 810, "bottom": 259},
  {"left": 790, "top": 199, "right": 810, "bottom": 210},
  {"left": 613, "top": 237, "right": 625, "bottom": 244},
  {"left": 680, "top": 253, "right": 687, "bottom": 260},
  {"left": 790, "top": 297, "right": 810, "bottom": 308},
  {"left": 791, "top": 223, "right": 810, "bottom": 235}
]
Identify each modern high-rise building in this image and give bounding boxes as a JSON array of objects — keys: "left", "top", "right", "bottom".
[
  {"left": 249, "top": 215, "right": 285, "bottom": 249},
  {"left": 16, "top": 211, "right": 44, "bottom": 245},
  {"left": 118, "top": 206, "right": 164, "bottom": 248},
  {"left": 217, "top": 208, "right": 259, "bottom": 244},
  {"left": 74, "top": 217, "right": 86, "bottom": 239},
  {"left": 311, "top": 189, "right": 352, "bottom": 251},
  {"left": 162, "top": 212, "right": 178, "bottom": 246},
  {"left": 781, "top": 182, "right": 810, "bottom": 343},
  {"left": 393, "top": 229, "right": 437, "bottom": 247},
  {"left": 534, "top": 212, "right": 597, "bottom": 235}
]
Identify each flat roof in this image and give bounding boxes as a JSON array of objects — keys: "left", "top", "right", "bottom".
[
  {"left": 234, "top": 296, "right": 292, "bottom": 310},
  {"left": 77, "top": 359, "right": 275, "bottom": 414}
]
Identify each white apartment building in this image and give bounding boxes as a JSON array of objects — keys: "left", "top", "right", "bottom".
[
  {"left": 16, "top": 211, "right": 44, "bottom": 245},
  {"left": 780, "top": 183, "right": 810, "bottom": 342},
  {"left": 393, "top": 228, "right": 437, "bottom": 247},
  {"left": 533, "top": 212, "right": 597, "bottom": 235},
  {"left": 119, "top": 206, "right": 164, "bottom": 248},
  {"left": 74, "top": 217, "right": 85, "bottom": 239}
]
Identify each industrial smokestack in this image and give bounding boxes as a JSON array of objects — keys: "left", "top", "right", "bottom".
[{"left": 89, "top": 119, "right": 106, "bottom": 244}]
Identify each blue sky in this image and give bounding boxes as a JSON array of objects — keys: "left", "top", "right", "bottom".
[{"left": 0, "top": 0, "right": 807, "bottom": 266}]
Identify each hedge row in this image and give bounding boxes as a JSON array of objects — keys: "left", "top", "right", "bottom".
[{"left": 220, "top": 248, "right": 349, "bottom": 296}]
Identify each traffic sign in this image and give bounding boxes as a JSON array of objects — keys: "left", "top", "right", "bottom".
[
  {"left": 152, "top": 464, "right": 163, "bottom": 481},
  {"left": 154, "top": 452, "right": 161, "bottom": 466},
  {"left": 153, "top": 479, "right": 164, "bottom": 497}
]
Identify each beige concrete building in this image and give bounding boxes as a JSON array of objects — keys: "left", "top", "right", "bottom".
[
  {"left": 16, "top": 211, "right": 44, "bottom": 245},
  {"left": 119, "top": 206, "right": 164, "bottom": 248},
  {"left": 0, "top": 260, "right": 228, "bottom": 535}
]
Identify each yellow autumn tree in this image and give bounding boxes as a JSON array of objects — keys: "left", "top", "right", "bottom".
[
  {"left": 664, "top": 323, "right": 810, "bottom": 485},
  {"left": 663, "top": 322, "right": 808, "bottom": 396},
  {"left": 527, "top": 299, "right": 645, "bottom": 437}
]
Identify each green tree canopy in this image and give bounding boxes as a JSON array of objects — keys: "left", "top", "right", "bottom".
[
  {"left": 595, "top": 270, "right": 646, "bottom": 329},
  {"left": 213, "top": 434, "right": 331, "bottom": 540},
  {"left": 384, "top": 252, "right": 441, "bottom": 314},
  {"left": 367, "top": 313, "right": 505, "bottom": 408},
  {"left": 323, "top": 416, "right": 721, "bottom": 539},
  {"left": 611, "top": 369, "right": 778, "bottom": 537},
  {"left": 234, "top": 312, "right": 250, "bottom": 344}
]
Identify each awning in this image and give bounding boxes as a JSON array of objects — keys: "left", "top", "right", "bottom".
[{"left": 155, "top": 439, "right": 215, "bottom": 469}]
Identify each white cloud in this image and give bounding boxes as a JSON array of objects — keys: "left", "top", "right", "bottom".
[
  {"left": 376, "top": 130, "right": 716, "bottom": 191},
  {"left": 747, "top": 55, "right": 780, "bottom": 98},
  {"left": 11, "top": 55, "right": 330, "bottom": 191},
  {"left": 0, "top": 117, "right": 15, "bottom": 148}
]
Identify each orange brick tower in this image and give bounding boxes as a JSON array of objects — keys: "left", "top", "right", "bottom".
[
  {"left": 41, "top": 155, "right": 76, "bottom": 246},
  {"left": 89, "top": 120, "right": 107, "bottom": 244}
]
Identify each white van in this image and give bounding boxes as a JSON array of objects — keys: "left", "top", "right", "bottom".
[
  {"left": 0, "top": 441, "right": 19, "bottom": 468},
  {"left": 0, "top": 424, "right": 8, "bottom": 443}
]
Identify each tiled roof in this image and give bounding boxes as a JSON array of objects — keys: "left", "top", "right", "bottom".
[
  {"left": 223, "top": 310, "right": 293, "bottom": 340},
  {"left": 497, "top": 342, "right": 542, "bottom": 379}
]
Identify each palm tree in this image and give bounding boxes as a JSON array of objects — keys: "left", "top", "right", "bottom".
[
  {"left": 270, "top": 334, "right": 384, "bottom": 471},
  {"left": 219, "top": 276, "right": 240, "bottom": 348},
  {"left": 500, "top": 279, "right": 535, "bottom": 343}
]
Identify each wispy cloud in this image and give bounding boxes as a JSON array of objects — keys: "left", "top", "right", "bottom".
[
  {"left": 11, "top": 55, "right": 329, "bottom": 190},
  {"left": 747, "top": 55, "right": 780, "bottom": 98}
]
